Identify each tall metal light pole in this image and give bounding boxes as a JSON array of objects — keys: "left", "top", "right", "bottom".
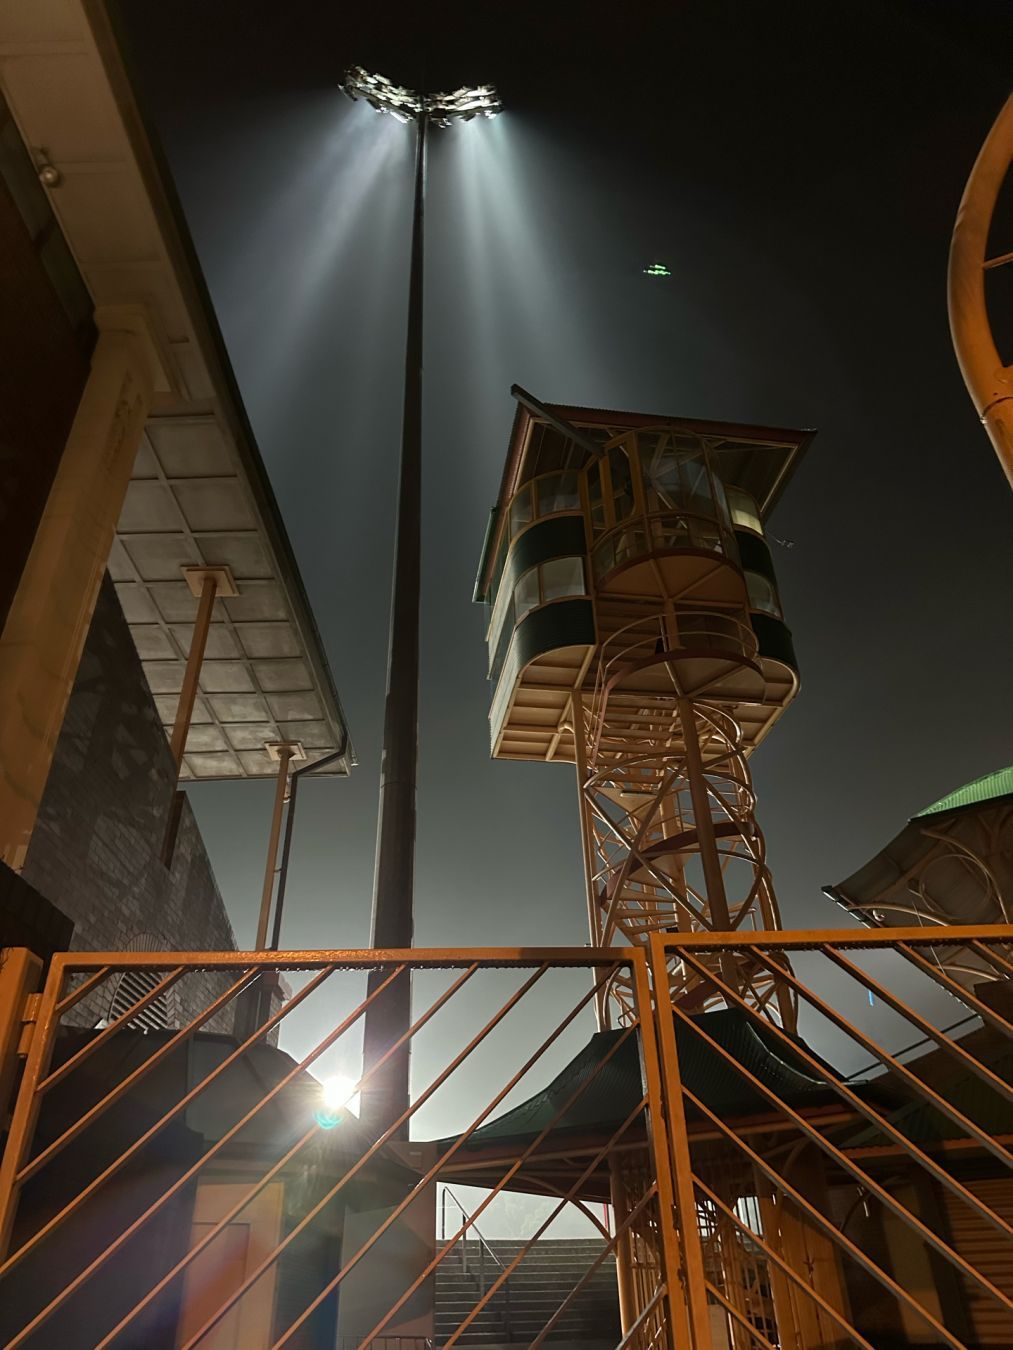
[{"left": 340, "top": 69, "right": 501, "bottom": 1136}]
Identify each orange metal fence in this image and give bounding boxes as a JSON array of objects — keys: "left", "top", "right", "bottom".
[
  {"left": 0, "top": 925, "right": 1010, "bottom": 1349},
  {"left": 0, "top": 946, "right": 678, "bottom": 1349},
  {"left": 649, "top": 925, "right": 1013, "bottom": 1349}
]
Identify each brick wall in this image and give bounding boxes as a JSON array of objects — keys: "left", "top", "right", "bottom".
[{"left": 21, "top": 573, "right": 238, "bottom": 1030}]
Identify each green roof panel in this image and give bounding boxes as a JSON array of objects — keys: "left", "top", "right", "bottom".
[{"left": 914, "top": 765, "right": 1013, "bottom": 819}]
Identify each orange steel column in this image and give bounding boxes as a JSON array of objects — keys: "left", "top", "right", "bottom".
[
  {"left": 168, "top": 572, "right": 219, "bottom": 768},
  {"left": 0, "top": 948, "right": 41, "bottom": 1129},
  {"left": 0, "top": 314, "right": 161, "bottom": 868}
]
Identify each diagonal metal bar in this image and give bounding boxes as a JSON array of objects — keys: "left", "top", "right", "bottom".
[
  {"left": 695, "top": 1176, "right": 877, "bottom": 1350},
  {"left": 19, "top": 967, "right": 260, "bottom": 1184},
  {"left": 0, "top": 959, "right": 347, "bottom": 1285},
  {"left": 5, "top": 963, "right": 401, "bottom": 1348},
  {"left": 190, "top": 966, "right": 613, "bottom": 1350},
  {"left": 898, "top": 941, "right": 1013, "bottom": 1039},
  {"left": 443, "top": 1098, "right": 650, "bottom": 1350},
  {"left": 822, "top": 945, "right": 1012, "bottom": 1105},
  {"left": 738, "top": 947, "right": 1013, "bottom": 1171},
  {"left": 37, "top": 966, "right": 187, "bottom": 1094},
  {"left": 682, "top": 1085, "right": 966, "bottom": 1350},
  {"left": 679, "top": 947, "right": 1013, "bottom": 1231},
  {"left": 106, "top": 962, "right": 488, "bottom": 1349},
  {"left": 274, "top": 978, "right": 631, "bottom": 1349},
  {"left": 704, "top": 1280, "right": 777, "bottom": 1350},
  {"left": 615, "top": 1284, "right": 666, "bottom": 1350},
  {"left": 967, "top": 938, "right": 1013, "bottom": 978},
  {"left": 53, "top": 966, "right": 112, "bottom": 1017},
  {"left": 668, "top": 968, "right": 1011, "bottom": 1315},
  {"left": 527, "top": 1176, "right": 659, "bottom": 1350}
]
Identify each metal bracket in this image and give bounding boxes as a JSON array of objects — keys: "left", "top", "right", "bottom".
[
  {"left": 182, "top": 564, "right": 239, "bottom": 599},
  {"left": 17, "top": 994, "right": 40, "bottom": 1057}
]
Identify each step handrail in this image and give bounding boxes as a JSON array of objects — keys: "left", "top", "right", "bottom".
[{"left": 440, "top": 1186, "right": 512, "bottom": 1336}]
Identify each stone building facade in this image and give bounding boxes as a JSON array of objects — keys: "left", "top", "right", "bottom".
[{"left": 20, "top": 575, "right": 238, "bottom": 1029}]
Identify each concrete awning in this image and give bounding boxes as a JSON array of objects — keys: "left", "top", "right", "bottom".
[
  {"left": 0, "top": 0, "right": 352, "bottom": 779},
  {"left": 109, "top": 415, "right": 349, "bottom": 780}
]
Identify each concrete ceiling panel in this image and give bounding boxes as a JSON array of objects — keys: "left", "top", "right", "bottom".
[
  {"left": 235, "top": 623, "right": 301, "bottom": 659},
  {"left": 142, "top": 661, "right": 184, "bottom": 694},
  {"left": 186, "top": 751, "right": 243, "bottom": 778},
  {"left": 266, "top": 691, "right": 322, "bottom": 722},
  {"left": 114, "top": 582, "right": 159, "bottom": 624},
  {"left": 195, "top": 534, "right": 272, "bottom": 579},
  {"left": 123, "top": 533, "right": 199, "bottom": 581},
  {"left": 237, "top": 750, "right": 276, "bottom": 776},
  {"left": 169, "top": 623, "right": 239, "bottom": 660},
  {"left": 147, "top": 418, "right": 233, "bottom": 477},
  {"left": 253, "top": 659, "right": 312, "bottom": 693},
  {"left": 206, "top": 693, "right": 271, "bottom": 723},
  {"left": 131, "top": 626, "right": 176, "bottom": 661},
  {"left": 172, "top": 479, "right": 256, "bottom": 532},
  {"left": 119, "top": 481, "right": 180, "bottom": 533},
  {"left": 223, "top": 584, "right": 287, "bottom": 623},
  {"left": 197, "top": 661, "right": 255, "bottom": 694},
  {"left": 184, "top": 724, "right": 229, "bottom": 753},
  {"left": 224, "top": 722, "right": 280, "bottom": 752},
  {"left": 154, "top": 694, "right": 212, "bottom": 726},
  {"left": 149, "top": 582, "right": 198, "bottom": 623},
  {"left": 107, "top": 538, "right": 132, "bottom": 582},
  {"left": 278, "top": 721, "right": 332, "bottom": 747}
]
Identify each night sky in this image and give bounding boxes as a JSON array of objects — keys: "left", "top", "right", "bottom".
[{"left": 113, "top": 0, "right": 1012, "bottom": 965}]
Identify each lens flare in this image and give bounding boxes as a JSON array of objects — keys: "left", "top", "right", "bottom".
[{"left": 315, "top": 1073, "right": 360, "bottom": 1128}]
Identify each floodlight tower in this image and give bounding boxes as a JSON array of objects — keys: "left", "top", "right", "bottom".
[
  {"left": 341, "top": 68, "right": 501, "bottom": 1136},
  {"left": 474, "top": 389, "right": 812, "bottom": 1027}
]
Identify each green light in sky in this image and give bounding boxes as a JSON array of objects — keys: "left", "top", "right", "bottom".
[{"left": 644, "top": 262, "right": 672, "bottom": 277}]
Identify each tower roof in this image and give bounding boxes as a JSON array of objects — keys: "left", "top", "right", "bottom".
[{"left": 476, "top": 391, "right": 813, "bottom": 604}]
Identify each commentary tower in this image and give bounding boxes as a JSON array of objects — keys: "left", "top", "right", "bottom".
[{"left": 475, "top": 389, "right": 811, "bottom": 1026}]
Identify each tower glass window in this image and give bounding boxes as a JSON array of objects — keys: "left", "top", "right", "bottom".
[
  {"left": 541, "top": 556, "right": 585, "bottom": 602},
  {"left": 608, "top": 445, "right": 636, "bottom": 521},
  {"left": 537, "top": 471, "right": 580, "bottom": 517},
  {"left": 727, "top": 486, "right": 763, "bottom": 534},
  {"left": 510, "top": 488, "right": 533, "bottom": 536},
  {"left": 745, "top": 570, "right": 782, "bottom": 617}
]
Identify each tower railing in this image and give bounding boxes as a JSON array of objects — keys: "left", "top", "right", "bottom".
[
  {"left": 591, "top": 508, "right": 738, "bottom": 583},
  {"left": 579, "top": 612, "right": 786, "bottom": 1021}
]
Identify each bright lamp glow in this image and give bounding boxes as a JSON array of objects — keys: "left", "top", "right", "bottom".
[
  {"left": 342, "top": 66, "right": 501, "bottom": 127},
  {"left": 316, "top": 1073, "right": 360, "bottom": 1128}
]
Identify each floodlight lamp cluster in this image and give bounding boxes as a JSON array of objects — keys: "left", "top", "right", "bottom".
[{"left": 342, "top": 66, "right": 501, "bottom": 127}]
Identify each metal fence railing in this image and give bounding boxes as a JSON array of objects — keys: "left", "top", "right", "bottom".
[
  {"left": 0, "top": 924, "right": 1010, "bottom": 1348},
  {"left": 0, "top": 945, "right": 676, "bottom": 1349},
  {"left": 648, "top": 924, "right": 1013, "bottom": 1349}
]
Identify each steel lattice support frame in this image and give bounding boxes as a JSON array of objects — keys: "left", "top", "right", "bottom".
[{"left": 577, "top": 609, "right": 795, "bottom": 1028}]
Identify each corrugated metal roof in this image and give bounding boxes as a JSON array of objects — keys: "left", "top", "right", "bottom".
[
  {"left": 439, "top": 1010, "right": 862, "bottom": 1153},
  {"left": 838, "top": 1043, "right": 1013, "bottom": 1148},
  {"left": 914, "top": 766, "right": 1013, "bottom": 819}
]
